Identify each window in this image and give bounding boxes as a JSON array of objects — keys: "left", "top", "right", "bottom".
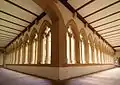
[
  {"left": 66, "top": 26, "right": 76, "bottom": 64},
  {"left": 31, "top": 34, "right": 38, "bottom": 64},
  {"left": 24, "top": 40, "right": 29, "bottom": 64},
  {"left": 41, "top": 27, "right": 51, "bottom": 64}
]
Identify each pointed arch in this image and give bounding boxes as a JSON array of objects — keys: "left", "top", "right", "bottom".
[
  {"left": 39, "top": 20, "right": 51, "bottom": 35},
  {"left": 66, "top": 19, "right": 79, "bottom": 64},
  {"left": 97, "top": 41, "right": 101, "bottom": 64},
  {"left": 24, "top": 34, "right": 29, "bottom": 64},
  {"left": 30, "top": 28, "right": 38, "bottom": 42},
  {"left": 14, "top": 41, "right": 19, "bottom": 64},
  {"left": 93, "top": 38, "right": 98, "bottom": 64},
  {"left": 66, "top": 19, "right": 79, "bottom": 39},
  {"left": 17, "top": 38, "right": 23, "bottom": 64},
  {"left": 38, "top": 20, "right": 52, "bottom": 64},
  {"left": 88, "top": 34, "right": 94, "bottom": 64},
  {"left": 79, "top": 28, "right": 88, "bottom": 64},
  {"left": 29, "top": 28, "right": 38, "bottom": 64},
  {"left": 18, "top": 38, "right": 23, "bottom": 46}
]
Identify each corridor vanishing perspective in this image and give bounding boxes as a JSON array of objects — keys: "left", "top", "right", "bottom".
[{"left": 0, "top": 0, "right": 120, "bottom": 84}]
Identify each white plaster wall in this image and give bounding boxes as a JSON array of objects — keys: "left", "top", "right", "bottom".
[
  {"left": 59, "top": 65, "right": 114, "bottom": 80},
  {"left": 6, "top": 65, "right": 59, "bottom": 80}
]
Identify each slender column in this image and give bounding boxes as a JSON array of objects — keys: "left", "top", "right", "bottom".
[
  {"left": 15, "top": 49, "right": 17, "bottom": 64},
  {"left": 85, "top": 40, "right": 89, "bottom": 64},
  {"left": 18, "top": 47, "right": 20, "bottom": 64},
  {"left": 3, "top": 52, "right": 6, "bottom": 67},
  {"left": 75, "top": 39, "right": 80, "bottom": 64},
  {"left": 38, "top": 35, "right": 43, "bottom": 64},
  {"left": 69, "top": 34, "right": 72, "bottom": 63},
  {"left": 28, "top": 41, "right": 32, "bottom": 64},
  {"left": 35, "top": 39, "right": 38, "bottom": 64},
  {"left": 92, "top": 46, "right": 94, "bottom": 64},
  {"left": 22, "top": 44, "right": 25, "bottom": 64},
  {"left": 45, "top": 34, "right": 49, "bottom": 64}
]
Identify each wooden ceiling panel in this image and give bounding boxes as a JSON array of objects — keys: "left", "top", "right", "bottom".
[
  {"left": 91, "top": 13, "right": 120, "bottom": 27},
  {"left": 95, "top": 20, "right": 120, "bottom": 31},
  {"left": 0, "top": 0, "right": 44, "bottom": 47},
  {"left": 68, "top": 0, "right": 91, "bottom": 9},
  {"left": 78, "top": 0, "right": 119, "bottom": 17},
  {"left": 0, "top": 12, "right": 29, "bottom": 26},
  {"left": 84, "top": 2, "right": 120, "bottom": 23},
  {"left": 9, "top": 0, "right": 43, "bottom": 15},
  {"left": 0, "top": 0, "right": 36, "bottom": 22}
]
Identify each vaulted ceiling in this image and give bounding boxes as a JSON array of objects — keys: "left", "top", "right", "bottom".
[
  {"left": 60, "top": 0, "right": 120, "bottom": 50},
  {"left": 0, "top": 0, "right": 44, "bottom": 48}
]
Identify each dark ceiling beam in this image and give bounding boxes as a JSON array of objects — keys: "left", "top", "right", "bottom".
[
  {"left": 84, "top": 0, "right": 120, "bottom": 18},
  {"left": 113, "top": 46, "right": 120, "bottom": 48},
  {"left": 0, "top": 24, "right": 21, "bottom": 32},
  {"left": 0, "top": 17, "right": 26, "bottom": 28},
  {"left": 5, "top": 0, "right": 38, "bottom": 17},
  {"left": 5, "top": 12, "right": 46, "bottom": 48},
  {"left": 59, "top": 0, "right": 114, "bottom": 51},
  {"left": 0, "top": 10, "right": 31, "bottom": 23},
  {"left": 0, "top": 29, "right": 18, "bottom": 35},
  {"left": 76, "top": 0, "right": 95, "bottom": 11},
  {"left": 0, "top": 32, "right": 16, "bottom": 37},
  {"left": 94, "top": 18, "right": 120, "bottom": 28},
  {"left": 102, "top": 31, "right": 120, "bottom": 37},
  {"left": 89, "top": 11, "right": 120, "bottom": 24},
  {"left": 97, "top": 24, "right": 120, "bottom": 32},
  {"left": 100, "top": 28, "right": 120, "bottom": 35}
]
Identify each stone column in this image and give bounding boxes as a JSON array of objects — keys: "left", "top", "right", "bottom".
[
  {"left": 45, "top": 34, "right": 49, "bottom": 64},
  {"left": 92, "top": 45, "right": 94, "bottom": 64},
  {"left": 28, "top": 41, "right": 32, "bottom": 64},
  {"left": 22, "top": 43, "right": 25, "bottom": 64},
  {"left": 75, "top": 39, "right": 80, "bottom": 64},
  {"left": 38, "top": 35, "right": 43, "bottom": 64},
  {"left": 3, "top": 52, "right": 6, "bottom": 67},
  {"left": 85, "top": 40, "right": 89, "bottom": 64},
  {"left": 51, "top": 19, "right": 67, "bottom": 67}
]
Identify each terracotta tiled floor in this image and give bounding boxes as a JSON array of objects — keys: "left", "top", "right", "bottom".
[
  {"left": 64, "top": 67, "right": 120, "bottom": 85},
  {"left": 0, "top": 68, "right": 53, "bottom": 85}
]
